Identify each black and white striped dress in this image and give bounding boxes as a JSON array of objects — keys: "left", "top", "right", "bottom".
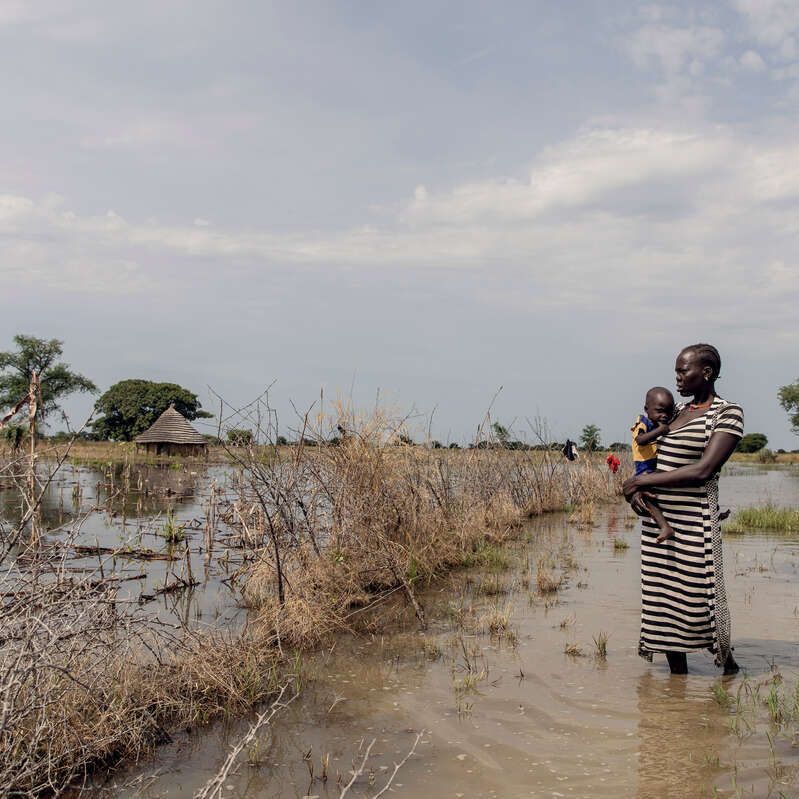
[{"left": 639, "top": 398, "right": 744, "bottom": 666}]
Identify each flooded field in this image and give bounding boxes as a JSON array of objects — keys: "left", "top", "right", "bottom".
[
  {"left": 47, "top": 461, "right": 797, "bottom": 799},
  {"left": 0, "top": 458, "right": 246, "bottom": 629}
]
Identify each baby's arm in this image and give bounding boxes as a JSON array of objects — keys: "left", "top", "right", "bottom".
[{"left": 635, "top": 423, "right": 670, "bottom": 446}]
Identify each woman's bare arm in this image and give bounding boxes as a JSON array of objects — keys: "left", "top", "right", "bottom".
[{"left": 623, "top": 430, "right": 739, "bottom": 504}]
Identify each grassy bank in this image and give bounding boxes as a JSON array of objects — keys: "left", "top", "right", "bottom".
[
  {"left": 730, "top": 451, "right": 799, "bottom": 465},
  {"left": 725, "top": 503, "right": 799, "bottom": 533}
]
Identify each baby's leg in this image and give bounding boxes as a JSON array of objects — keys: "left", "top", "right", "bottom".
[{"left": 643, "top": 497, "right": 675, "bottom": 543}]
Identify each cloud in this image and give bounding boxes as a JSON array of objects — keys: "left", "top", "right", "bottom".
[
  {"left": 3, "top": 124, "right": 798, "bottom": 346},
  {"left": 624, "top": 23, "right": 725, "bottom": 75},
  {"left": 733, "top": 0, "right": 799, "bottom": 52},
  {"left": 739, "top": 49, "right": 767, "bottom": 71}
]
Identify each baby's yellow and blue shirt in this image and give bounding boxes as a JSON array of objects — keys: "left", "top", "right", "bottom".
[{"left": 631, "top": 414, "right": 658, "bottom": 476}]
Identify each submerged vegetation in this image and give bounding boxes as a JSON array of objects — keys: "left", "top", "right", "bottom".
[{"left": 725, "top": 503, "right": 799, "bottom": 533}]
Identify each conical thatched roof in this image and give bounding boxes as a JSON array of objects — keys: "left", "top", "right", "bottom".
[{"left": 135, "top": 405, "right": 206, "bottom": 445}]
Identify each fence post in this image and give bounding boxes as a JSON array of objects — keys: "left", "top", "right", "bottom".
[{"left": 28, "top": 371, "right": 39, "bottom": 543}]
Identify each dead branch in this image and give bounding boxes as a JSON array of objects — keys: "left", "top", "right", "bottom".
[{"left": 193, "top": 684, "right": 297, "bottom": 799}]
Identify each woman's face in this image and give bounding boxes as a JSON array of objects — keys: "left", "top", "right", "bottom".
[{"left": 675, "top": 349, "right": 711, "bottom": 397}]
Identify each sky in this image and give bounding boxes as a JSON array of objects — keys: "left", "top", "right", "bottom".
[{"left": 2, "top": 1, "right": 799, "bottom": 447}]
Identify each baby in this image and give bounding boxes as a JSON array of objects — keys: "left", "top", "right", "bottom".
[{"left": 631, "top": 387, "right": 676, "bottom": 543}]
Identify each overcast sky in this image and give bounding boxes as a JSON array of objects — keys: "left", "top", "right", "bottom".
[{"left": 2, "top": 1, "right": 799, "bottom": 447}]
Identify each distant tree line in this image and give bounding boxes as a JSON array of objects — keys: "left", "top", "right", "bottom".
[{"left": 4, "top": 335, "right": 799, "bottom": 453}]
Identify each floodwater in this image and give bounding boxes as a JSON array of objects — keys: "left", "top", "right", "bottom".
[
  {"left": 75, "top": 462, "right": 799, "bottom": 799},
  {"left": 0, "top": 459, "right": 245, "bottom": 628}
]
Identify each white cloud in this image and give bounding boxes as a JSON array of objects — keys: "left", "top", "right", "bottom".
[
  {"left": 625, "top": 23, "right": 725, "bottom": 74},
  {"left": 3, "top": 124, "right": 799, "bottom": 340},
  {"left": 733, "top": 0, "right": 799, "bottom": 47},
  {"left": 739, "top": 49, "right": 767, "bottom": 71}
]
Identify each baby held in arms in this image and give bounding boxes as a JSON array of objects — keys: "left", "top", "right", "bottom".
[
  {"left": 631, "top": 387, "right": 676, "bottom": 543},
  {"left": 631, "top": 386, "right": 730, "bottom": 543}
]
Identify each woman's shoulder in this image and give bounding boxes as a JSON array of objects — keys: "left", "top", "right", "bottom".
[
  {"left": 715, "top": 398, "right": 743, "bottom": 414},
  {"left": 713, "top": 398, "right": 744, "bottom": 434}
]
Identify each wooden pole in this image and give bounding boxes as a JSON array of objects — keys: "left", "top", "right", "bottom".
[{"left": 28, "top": 371, "right": 39, "bottom": 543}]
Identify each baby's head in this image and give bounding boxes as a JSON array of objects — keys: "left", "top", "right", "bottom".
[{"left": 644, "top": 387, "right": 675, "bottom": 425}]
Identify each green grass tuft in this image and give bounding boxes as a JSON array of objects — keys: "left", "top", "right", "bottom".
[{"left": 725, "top": 503, "right": 799, "bottom": 533}]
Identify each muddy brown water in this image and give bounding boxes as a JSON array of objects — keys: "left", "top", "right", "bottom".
[
  {"left": 76, "top": 463, "right": 799, "bottom": 799},
  {"left": 0, "top": 460, "right": 246, "bottom": 626}
]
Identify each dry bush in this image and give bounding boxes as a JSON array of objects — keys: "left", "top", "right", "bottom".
[
  {"left": 0, "top": 537, "right": 284, "bottom": 796},
  {"left": 224, "top": 399, "right": 621, "bottom": 649}
]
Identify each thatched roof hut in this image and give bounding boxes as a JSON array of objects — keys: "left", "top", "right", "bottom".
[{"left": 135, "top": 405, "right": 207, "bottom": 457}]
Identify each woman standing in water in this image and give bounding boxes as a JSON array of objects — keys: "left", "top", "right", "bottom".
[{"left": 623, "top": 344, "right": 743, "bottom": 674}]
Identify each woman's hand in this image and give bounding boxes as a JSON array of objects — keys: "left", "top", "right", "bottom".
[{"left": 622, "top": 475, "right": 640, "bottom": 501}]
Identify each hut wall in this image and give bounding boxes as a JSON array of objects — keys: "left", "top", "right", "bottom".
[{"left": 137, "top": 442, "right": 206, "bottom": 457}]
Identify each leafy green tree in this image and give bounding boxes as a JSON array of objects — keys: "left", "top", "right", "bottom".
[
  {"left": 491, "top": 422, "right": 510, "bottom": 446},
  {"left": 92, "top": 380, "right": 212, "bottom": 441},
  {"left": 608, "top": 442, "right": 632, "bottom": 452},
  {"left": 0, "top": 335, "right": 96, "bottom": 421},
  {"left": 779, "top": 380, "right": 799, "bottom": 434},
  {"left": 579, "top": 424, "right": 601, "bottom": 451},
  {"left": 736, "top": 433, "right": 768, "bottom": 453},
  {"left": 226, "top": 428, "right": 253, "bottom": 446}
]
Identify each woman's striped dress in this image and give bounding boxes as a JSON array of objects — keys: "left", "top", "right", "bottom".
[{"left": 639, "top": 398, "right": 744, "bottom": 666}]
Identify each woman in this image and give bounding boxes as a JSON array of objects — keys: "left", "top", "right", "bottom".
[{"left": 623, "top": 344, "right": 743, "bottom": 674}]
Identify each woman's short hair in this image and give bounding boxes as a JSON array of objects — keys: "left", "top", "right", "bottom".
[{"left": 682, "top": 343, "right": 722, "bottom": 380}]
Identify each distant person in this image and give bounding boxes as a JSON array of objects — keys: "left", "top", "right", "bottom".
[
  {"left": 562, "top": 439, "right": 578, "bottom": 461},
  {"left": 623, "top": 344, "right": 743, "bottom": 675},
  {"left": 630, "top": 387, "right": 676, "bottom": 543}
]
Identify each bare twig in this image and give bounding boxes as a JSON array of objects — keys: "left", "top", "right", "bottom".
[
  {"left": 371, "top": 729, "right": 425, "bottom": 798},
  {"left": 194, "top": 684, "right": 297, "bottom": 799},
  {"left": 338, "top": 738, "right": 376, "bottom": 799}
]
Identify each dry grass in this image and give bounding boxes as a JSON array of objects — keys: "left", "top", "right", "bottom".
[
  {"left": 479, "top": 601, "right": 514, "bottom": 635},
  {"left": 536, "top": 563, "right": 562, "bottom": 594},
  {"left": 0, "top": 541, "right": 286, "bottom": 796},
  {"left": 225, "top": 400, "right": 624, "bottom": 649}
]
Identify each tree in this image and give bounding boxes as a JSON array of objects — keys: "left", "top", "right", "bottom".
[
  {"left": 226, "top": 428, "right": 253, "bottom": 446},
  {"left": 736, "top": 433, "right": 768, "bottom": 453},
  {"left": 608, "top": 442, "right": 632, "bottom": 452},
  {"left": 0, "top": 335, "right": 96, "bottom": 422},
  {"left": 779, "top": 380, "right": 799, "bottom": 434},
  {"left": 92, "top": 380, "right": 212, "bottom": 441},
  {"left": 491, "top": 422, "right": 510, "bottom": 446},
  {"left": 579, "top": 424, "right": 601, "bottom": 451}
]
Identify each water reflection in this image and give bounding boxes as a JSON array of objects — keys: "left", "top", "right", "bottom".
[
  {"left": 0, "top": 460, "right": 244, "bottom": 630},
  {"left": 635, "top": 672, "right": 728, "bottom": 798}
]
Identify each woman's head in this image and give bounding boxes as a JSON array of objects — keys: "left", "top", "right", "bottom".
[{"left": 675, "top": 343, "right": 721, "bottom": 396}]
